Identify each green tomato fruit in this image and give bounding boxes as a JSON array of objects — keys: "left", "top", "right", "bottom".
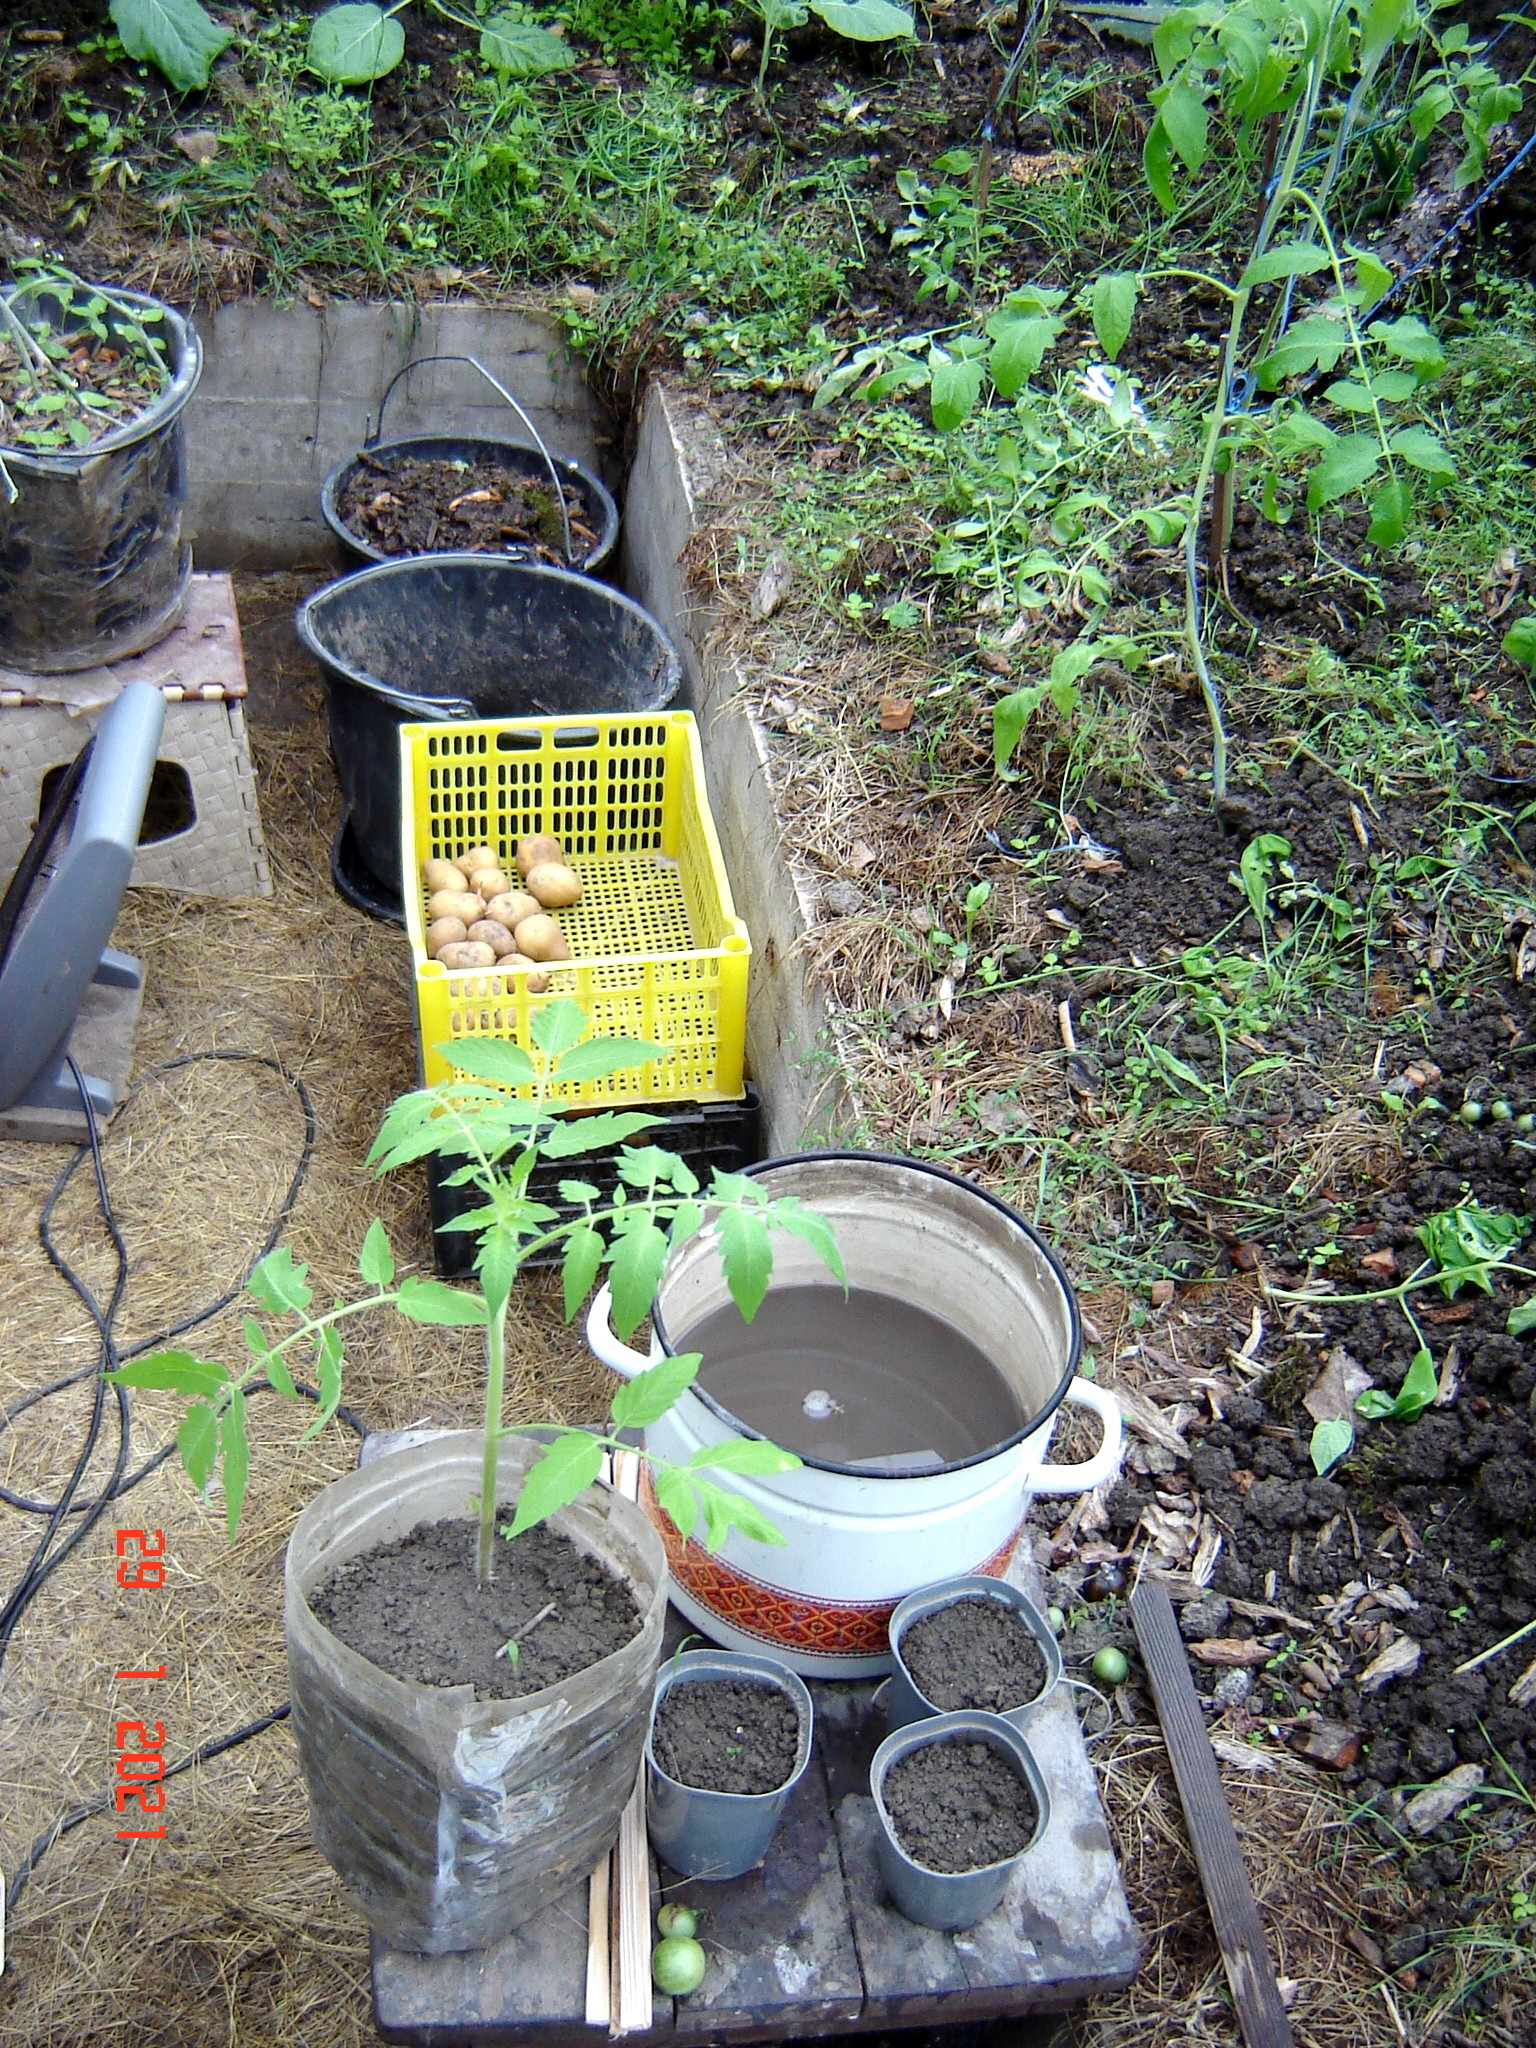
[
  {"left": 656, "top": 1904, "right": 698, "bottom": 1940},
  {"left": 1046, "top": 1605, "right": 1065, "bottom": 1633},
  {"left": 652, "top": 1936, "right": 707, "bottom": 1996},
  {"left": 1492, "top": 1100, "right": 1514, "bottom": 1122},
  {"left": 1092, "top": 1646, "right": 1130, "bottom": 1687},
  {"left": 1460, "top": 1100, "right": 1485, "bottom": 1124},
  {"left": 1517, "top": 1114, "right": 1536, "bottom": 1135}
]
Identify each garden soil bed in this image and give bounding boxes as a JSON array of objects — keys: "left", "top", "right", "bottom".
[
  {"left": 651, "top": 1676, "right": 801, "bottom": 1794},
  {"left": 308, "top": 1515, "right": 641, "bottom": 1701},
  {"left": 900, "top": 1595, "right": 1047, "bottom": 1713},
  {"left": 335, "top": 455, "right": 596, "bottom": 563},
  {"left": 882, "top": 1739, "right": 1037, "bottom": 1873}
]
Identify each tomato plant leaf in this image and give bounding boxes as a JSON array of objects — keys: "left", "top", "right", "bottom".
[
  {"left": 562, "top": 1223, "right": 605, "bottom": 1322},
  {"left": 220, "top": 1388, "right": 249, "bottom": 1543},
  {"left": 1090, "top": 272, "right": 1140, "bottom": 362},
  {"left": 106, "top": 1351, "right": 227, "bottom": 1398},
  {"left": 177, "top": 1400, "right": 219, "bottom": 1493},
  {"left": 611, "top": 1352, "right": 701, "bottom": 1430},
  {"left": 358, "top": 1218, "right": 395, "bottom": 1289},
  {"left": 503, "top": 1431, "right": 604, "bottom": 1540}
]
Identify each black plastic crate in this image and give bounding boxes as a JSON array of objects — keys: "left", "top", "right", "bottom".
[{"left": 425, "top": 1085, "right": 763, "bottom": 1278}]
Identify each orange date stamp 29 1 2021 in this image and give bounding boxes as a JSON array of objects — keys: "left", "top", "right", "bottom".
[{"left": 115, "top": 1529, "right": 170, "bottom": 1841}]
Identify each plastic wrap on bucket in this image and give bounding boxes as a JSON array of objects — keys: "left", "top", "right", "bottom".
[
  {"left": 0, "top": 285, "right": 201, "bottom": 673},
  {"left": 284, "top": 1431, "right": 668, "bottom": 1953}
]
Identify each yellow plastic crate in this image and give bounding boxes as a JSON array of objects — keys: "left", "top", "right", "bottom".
[{"left": 400, "top": 711, "right": 750, "bottom": 1106}]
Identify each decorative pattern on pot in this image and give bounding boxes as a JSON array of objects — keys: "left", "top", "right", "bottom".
[
  {"left": 640, "top": 1462, "right": 1022, "bottom": 1660},
  {"left": 587, "top": 1153, "right": 1123, "bottom": 1679},
  {"left": 284, "top": 1431, "right": 668, "bottom": 1954}
]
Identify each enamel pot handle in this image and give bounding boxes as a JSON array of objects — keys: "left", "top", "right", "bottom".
[
  {"left": 586, "top": 1283, "right": 650, "bottom": 1382},
  {"left": 1028, "top": 1378, "right": 1123, "bottom": 1494}
]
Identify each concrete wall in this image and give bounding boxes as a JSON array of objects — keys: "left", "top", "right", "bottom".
[
  {"left": 619, "top": 385, "right": 855, "bottom": 1154},
  {"left": 184, "top": 301, "right": 611, "bottom": 569}
]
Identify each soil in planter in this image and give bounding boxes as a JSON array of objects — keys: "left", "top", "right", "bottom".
[
  {"left": 309, "top": 1516, "right": 641, "bottom": 1701},
  {"left": 336, "top": 455, "right": 597, "bottom": 561},
  {"left": 0, "top": 311, "right": 167, "bottom": 453},
  {"left": 651, "top": 1677, "right": 800, "bottom": 1795},
  {"left": 901, "top": 1597, "right": 1047, "bottom": 1714},
  {"left": 882, "top": 1740, "right": 1037, "bottom": 1874}
]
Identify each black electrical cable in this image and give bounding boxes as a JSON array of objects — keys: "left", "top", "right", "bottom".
[
  {"left": 0, "top": 1048, "right": 368, "bottom": 1920},
  {"left": 4, "top": 1704, "right": 293, "bottom": 1917}
]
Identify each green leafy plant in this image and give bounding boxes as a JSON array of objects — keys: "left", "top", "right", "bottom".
[
  {"left": 0, "top": 266, "right": 171, "bottom": 503},
  {"left": 748, "top": 0, "right": 913, "bottom": 96},
  {"left": 1503, "top": 617, "right": 1536, "bottom": 673},
  {"left": 109, "top": 0, "right": 231, "bottom": 93},
  {"left": 107, "top": 1002, "right": 844, "bottom": 1585},
  {"left": 1304, "top": 1203, "right": 1529, "bottom": 1473}
]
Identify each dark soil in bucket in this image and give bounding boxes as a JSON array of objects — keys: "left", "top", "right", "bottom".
[
  {"left": 308, "top": 1516, "right": 641, "bottom": 1701},
  {"left": 651, "top": 1677, "right": 800, "bottom": 1795},
  {"left": 882, "top": 1740, "right": 1037, "bottom": 1875},
  {"left": 336, "top": 454, "right": 596, "bottom": 562},
  {"left": 901, "top": 1598, "right": 1047, "bottom": 1714}
]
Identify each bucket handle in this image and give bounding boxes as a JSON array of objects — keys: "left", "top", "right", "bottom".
[
  {"left": 586, "top": 1284, "right": 649, "bottom": 1382},
  {"left": 366, "top": 352, "right": 575, "bottom": 567},
  {"left": 1028, "top": 1379, "right": 1123, "bottom": 1495}
]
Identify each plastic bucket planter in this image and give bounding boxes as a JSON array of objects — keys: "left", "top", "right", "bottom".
[
  {"left": 322, "top": 434, "right": 618, "bottom": 573},
  {"left": 885, "top": 1575, "right": 1062, "bottom": 1734},
  {"left": 295, "top": 554, "right": 681, "bottom": 917},
  {"left": 285, "top": 1431, "right": 668, "bottom": 1953},
  {"left": 646, "top": 1650, "right": 813, "bottom": 1881},
  {"left": 870, "top": 1711, "right": 1050, "bottom": 1932},
  {"left": 0, "top": 283, "right": 202, "bottom": 672}
]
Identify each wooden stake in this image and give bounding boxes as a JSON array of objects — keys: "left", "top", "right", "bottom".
[
  {"left": 584, "top": 1861, "right": 611, "bottom": 2029},
  {"left": 585, "top": 1449, "right": 616, "bottom": 2030},
  {"left": 1131, "top": 1581, "right": 1295, "bottom": 2048},
  {"left": 610, "top": 1449, "right": 653, "bottom": 2036}
]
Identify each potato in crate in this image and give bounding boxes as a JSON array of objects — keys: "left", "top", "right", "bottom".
[{"left": 401, "top": 711, "right": 749, "bottom": 1108}]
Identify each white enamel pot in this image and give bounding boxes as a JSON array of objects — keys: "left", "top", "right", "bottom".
[{"left": 586, "top": 1153, "right": 1121, "bottom": 1677}]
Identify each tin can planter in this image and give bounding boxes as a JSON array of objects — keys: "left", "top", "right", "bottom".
[
  {"left": 646, "top": 1649, "right": 813, "bottom": 1881},
  {"left": 886, "top": 1575, "right": 1062, "bottom": 1734},
  {"left": 285, "top": 1431, "right": 668, "bottom": 1953},
  {"left": 870, "top": 1711, "right": 1050, "bottom": 1932}
]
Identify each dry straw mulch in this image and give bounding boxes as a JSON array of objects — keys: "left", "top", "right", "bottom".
[{"left": 0, "top": 574, "right": 602, "bottom": 2047}]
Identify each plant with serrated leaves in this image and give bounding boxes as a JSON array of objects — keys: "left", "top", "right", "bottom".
[
  {"left": 991, "top": 633, "right": 1145, "bottom": 778},
  {"left": 106, "top": 1001, "right": 843, "bottom": 1586},
  {"left": 748, "top": 0, "right": 913, "bottom": 97}
]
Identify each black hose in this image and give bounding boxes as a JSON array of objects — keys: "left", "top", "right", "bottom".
[{"left": 0, "top": 1050, "right": 367, "bottom": 1920}]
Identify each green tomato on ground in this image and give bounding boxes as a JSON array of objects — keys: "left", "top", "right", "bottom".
[
  {"left": 1093, "top": 1645, "right": 1130, "bottom": 1687},
  {"left": 652, "top": 1936, "right": 707, "bottom": 1995},
  {"left": 656, "top": 1904, "right": 698, "bottom": 1939}
]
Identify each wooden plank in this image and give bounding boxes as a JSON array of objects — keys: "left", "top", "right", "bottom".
[
  {"left": 1131, "top": 1580, "right": 1295, "bottom": 2048},
  {"left": 665, "top": 1742, "right": 862, "bottom": 2038}
]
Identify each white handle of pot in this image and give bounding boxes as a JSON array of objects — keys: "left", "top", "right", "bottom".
[
  {"left": 586, "top": 1284, "right": 650, "bottom": 1382},
  {"left": 1029, "top": 1378, "right": 1123, "bottom": 1494}
]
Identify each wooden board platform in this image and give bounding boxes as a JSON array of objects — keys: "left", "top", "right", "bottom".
[{"left": 371, "top": 1549, "right": 1139, "bottom": 2045}]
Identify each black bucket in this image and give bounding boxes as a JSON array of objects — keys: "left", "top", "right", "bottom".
[
  {"left": 0, "top": 284, "right": 202, "bottom": 672},
  {"left": 296, "top": 553, "right": 683, "bottom": 920},
  {"left": 321, "top": 435, "right": 618, "bottom": 573}
]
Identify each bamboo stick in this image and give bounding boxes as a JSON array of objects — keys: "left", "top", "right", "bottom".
[{"left": 610, "top": 1449, "right": 653, "bottom": 2036}]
